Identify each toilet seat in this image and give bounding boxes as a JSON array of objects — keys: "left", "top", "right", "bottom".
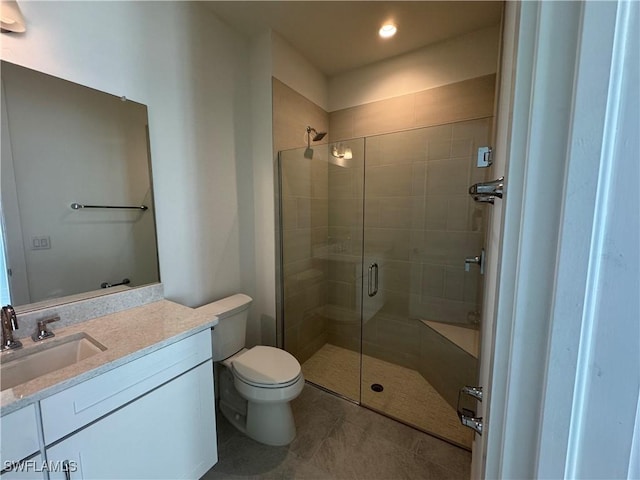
[
  {"left": 230, "top": 345, "right": 301, "bottom": 389},
  {"left": 234, "top": 369, "right": 302, "bottom": 389}
]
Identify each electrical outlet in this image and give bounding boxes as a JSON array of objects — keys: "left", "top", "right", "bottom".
[{"left": 31, "top": 236, "right": 51, "bottom": 250}]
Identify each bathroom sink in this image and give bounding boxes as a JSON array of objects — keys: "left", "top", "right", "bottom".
[{"left": 0, "top": 333, "right": 106, "bottom": 391}]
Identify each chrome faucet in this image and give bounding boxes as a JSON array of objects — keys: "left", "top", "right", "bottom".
[
  {"left": 32, "top": 316, "right": 59, "bottom": 341},
  {"left": 1, "top": 305, "right": 22, "bottom": 351}
]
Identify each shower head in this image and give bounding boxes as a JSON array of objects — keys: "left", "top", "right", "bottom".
[
  {"left": 312, "top": 131, "right": 326, "bottom": 141},
  {"left": 306, "top": 126, "right": 327, "bottom": 142}
]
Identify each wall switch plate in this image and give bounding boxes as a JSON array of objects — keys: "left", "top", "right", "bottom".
[{"left": 31, "top": 236, "right": 51, "bottom": 250}]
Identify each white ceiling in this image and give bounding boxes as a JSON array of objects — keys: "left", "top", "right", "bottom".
[{"left": 205, "top": 1, "right": 503, "bottom": 76}]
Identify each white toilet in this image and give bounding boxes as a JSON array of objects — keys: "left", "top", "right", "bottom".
[{"left": 210, "top": 294, "right": 304, "bottom": 446}]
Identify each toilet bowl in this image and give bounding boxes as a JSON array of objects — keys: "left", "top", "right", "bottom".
[
  {"left": 220, "top": 346, "right": 304, "bottom": 445},
  {"left": 209, "top": 294, "right": 304, "bottom": 446}
]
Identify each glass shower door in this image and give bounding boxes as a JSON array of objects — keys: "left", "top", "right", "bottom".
[
  {"left": 279, "top": 139, "right": 365, "bottom": 402},
  {"left": 279, "top": 119, "right": 490, "bottom": 447},
  {"left": 360, "top": 119, "right": 491, "bottom": 448}
]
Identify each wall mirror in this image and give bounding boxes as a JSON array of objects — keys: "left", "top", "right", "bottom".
[{"left": 1, "top": 61, "right": 160, "bottom": 312}]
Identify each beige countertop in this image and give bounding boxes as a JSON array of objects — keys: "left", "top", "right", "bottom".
[{"left": 1, "top": 299, "right": 220, "bottom": 416}]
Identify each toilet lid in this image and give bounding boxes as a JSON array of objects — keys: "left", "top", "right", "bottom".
[{"left": 231, "top": 346, "right": 301, "bottom": 386}]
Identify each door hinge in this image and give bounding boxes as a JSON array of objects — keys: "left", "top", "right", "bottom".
[
  {"left": 460, "top": 413, "right": 483, "bottom": 435},
  {"left": 458, "top": 385, "right": 484, "bottom": 435},
  {"left": 477, "top": 146, "right": 493, "bottom": 167}
]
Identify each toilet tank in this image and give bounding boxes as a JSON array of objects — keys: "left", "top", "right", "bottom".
[{"left": 208, "top": 294, "right": 253, "bottom": 361}]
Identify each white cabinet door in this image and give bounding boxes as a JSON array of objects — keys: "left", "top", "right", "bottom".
[
  {"left": 47, "top": 361, "right": 217, "bottom": 480},
  {"left": 1, "top": 455, "right": 46, "bottom": 480},
  {"left": 0, "top": 404, "right": 40, "bottom": 467}
]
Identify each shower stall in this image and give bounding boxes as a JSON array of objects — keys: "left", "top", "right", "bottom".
[{"left": 278, "top": 118, "right": 491, "bottom": 448}]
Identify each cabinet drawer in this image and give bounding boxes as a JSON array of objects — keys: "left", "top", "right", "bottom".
[
  {"left": 0, "top": 404, "right": 40, "bottom": 466},
  {"left": 40, "top": 329, "right": 212, "bottom": 445}
]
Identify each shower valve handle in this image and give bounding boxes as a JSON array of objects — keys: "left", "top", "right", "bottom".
[
  {"left": 464, "top": 256, "right": 480, "bottom": 272},
  {"left": 464, "top": 249, "right": 485, "bottom": 274}
]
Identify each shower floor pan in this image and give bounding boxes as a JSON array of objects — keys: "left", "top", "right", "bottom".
[{"left": 301, "top": 343, "right": 473, "bottom": 449}]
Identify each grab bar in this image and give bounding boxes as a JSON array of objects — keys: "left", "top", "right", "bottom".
[
  {"left": 101, "top": 278, "right": 131, "bottom": 289},
  {"left": 70, "top": 203, "right": 148, "bottom": 211}
]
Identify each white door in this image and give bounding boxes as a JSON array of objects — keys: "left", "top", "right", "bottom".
[
  {"left": 1, "top": 80, "right": 30, "bottom": 305},
  {"left": 472, "top": 0, "right": 638, "bottom": 478},
  {"left": 468, "top": 1, "right": 517, "bottom": 476},
  {"left": 471, "top": 1, "right": 582, "bottom": 476}
]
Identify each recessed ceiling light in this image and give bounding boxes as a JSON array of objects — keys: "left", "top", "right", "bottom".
[{"left": 379, "top": 23, "right": 397, "bottom": 38}]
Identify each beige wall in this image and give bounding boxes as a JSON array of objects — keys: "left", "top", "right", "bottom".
[
  {"left": 329, "top": 25, "right": 501, "bottom": 111},
  {"left": 272, "top": 32, "right": 329, "bottom": 111},
  {"left": 272, "top": 79, "right": 329, "bottom": 152},
  {"left": 329, "top": 75, "right": 496, "bottom": 141}
]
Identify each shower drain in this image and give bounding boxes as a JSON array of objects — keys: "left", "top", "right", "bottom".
[{"left": 370, "top": 383, "right": 384, "bottom": 393}]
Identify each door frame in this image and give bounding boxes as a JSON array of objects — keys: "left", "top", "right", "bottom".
[
  {"left": 1, "top": 79, "right": 31, "bottom": 305},
  {"left": 477, "top": 0, "right": 638, "bottom": 478}
]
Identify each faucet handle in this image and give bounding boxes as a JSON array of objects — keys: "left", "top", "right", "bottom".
[
  {"left": 2, "top": 305, "right": 18, "bottom": 329},
  {"left": 32, "top": 316, "right": 60, "bottom": 342},
  {"left": 1, "top": 305, "right": 22, "bottom": 350}
]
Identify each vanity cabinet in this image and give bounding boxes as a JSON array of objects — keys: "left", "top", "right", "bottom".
[
  {"left": 2, "top": 328, "right": 217, "bottom": 480},
  {"left": 46, "top": 361, "right": 215, "bottom": 480},
  {"left": 39, "top": 330, "right": 213, "bottom": 445}
]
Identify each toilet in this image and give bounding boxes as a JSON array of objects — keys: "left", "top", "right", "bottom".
[{"left": 209, "top": 294, "right": 304, "bottom": 446}]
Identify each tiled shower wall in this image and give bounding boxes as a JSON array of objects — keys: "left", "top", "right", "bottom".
[
  {"left": 327, "top": 75, "right": 496, "bottom": 372},
  {"left": 273, "top": 79, "right": 331, "bottom": 363},
  {"left": 279, "top": 151, "right": 330, "bottom": 364},
  {"left": 364, "top": 119, "right": 491, "bottom": 327},
  {"left": 277, "top": 75, "right": 495, "bottom": 368},
  {"left": 359, "top": 120, "right": 490, "bottom": 404}
]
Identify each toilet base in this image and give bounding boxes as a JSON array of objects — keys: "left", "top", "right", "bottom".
[
  {"left": 217, "top": 363, "right": 301, "bottom": 446},
  {"left": 219, "top": 393, "right": 297, "bottom": 446},
  {"left": 246, "top": 401, "right": 296, "bottom": 446}
]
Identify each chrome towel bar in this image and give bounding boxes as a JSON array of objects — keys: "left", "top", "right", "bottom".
[{"left": 70, "top": 202, "right": 148, "bottom": 211}]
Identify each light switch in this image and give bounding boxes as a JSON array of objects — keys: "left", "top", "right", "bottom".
[{"left": 31, "top": 236, "right": 51, "bottom": 250}]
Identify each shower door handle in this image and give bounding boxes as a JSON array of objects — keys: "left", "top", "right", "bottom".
[{"left": 368, "top": 263, "right": 379, "bottom": 297}]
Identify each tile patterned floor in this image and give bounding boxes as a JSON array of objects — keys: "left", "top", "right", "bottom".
[
  {"left": 202, "top": 383, "right": 471, "bottom": 480},
  {"left": 301, "top": 343, "right": 473, "bottom": 448}
]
